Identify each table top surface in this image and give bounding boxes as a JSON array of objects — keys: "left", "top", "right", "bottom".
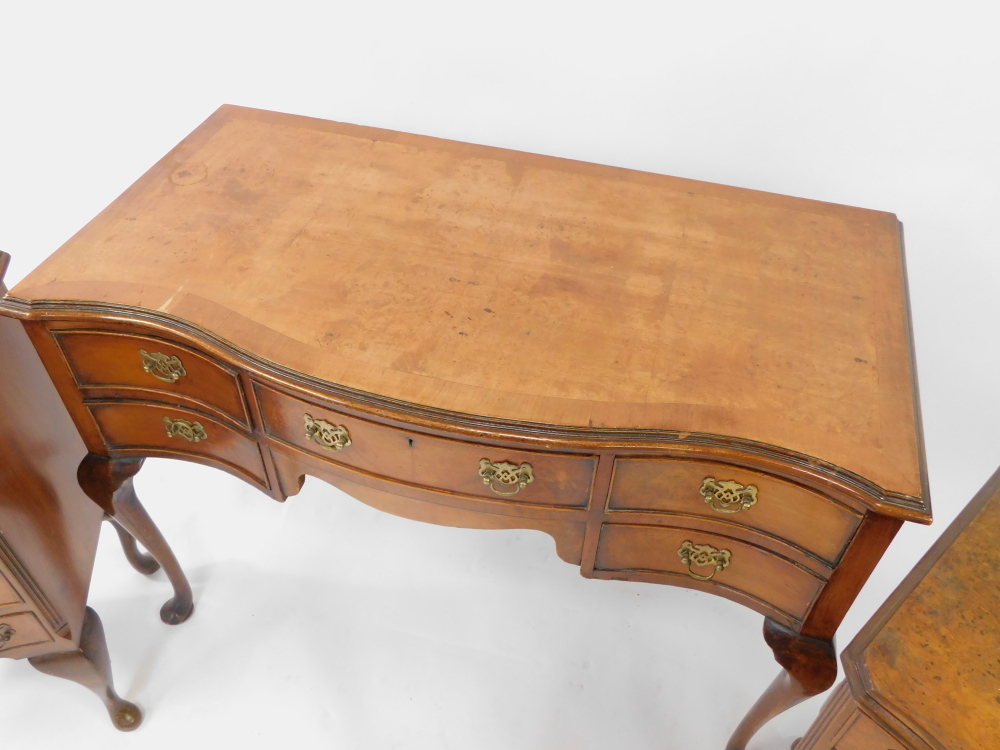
[
  {"left": 8, "top": 105, "right": 924, "bottom": 499},
  {"left": 845, "top": 465, "right": 1000, "bottom": 748}
]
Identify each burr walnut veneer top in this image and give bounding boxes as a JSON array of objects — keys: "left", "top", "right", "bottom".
[
  {"left": 844, "top": 467, "right": 1000, "bottom": 748},
  {"left": 10, "top": 105, "right": 923, "bottom": 498}
]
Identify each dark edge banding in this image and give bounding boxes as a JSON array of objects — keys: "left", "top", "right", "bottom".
[{"left": 0, "top": 297, "right": 931, "bottom": 523}]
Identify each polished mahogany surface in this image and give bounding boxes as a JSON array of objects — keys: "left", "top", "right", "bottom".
[
  {"left": 0, "top": 251, "right": 142, "bottom": 730},
  {"left": 0, "top": 253, "right": 102, "bottom": 657}
]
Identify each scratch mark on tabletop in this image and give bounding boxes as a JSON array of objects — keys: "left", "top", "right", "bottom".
[{"left": 158, "top": 282, "right": 187, "bottom": 312}]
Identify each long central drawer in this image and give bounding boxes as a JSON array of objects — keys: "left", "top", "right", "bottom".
[{"left": 255, "top": 385, "right": 597, "bottom": 508}]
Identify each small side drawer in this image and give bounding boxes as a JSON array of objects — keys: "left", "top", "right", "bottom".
[
  {"left": 54, "top": 330, "right": 249, "bottom": 426},
  {"left": 88, "top": 402, "right": 268, "bottom": 488},
  {"left": 0, "top": 611, "right": 53, "bottom": 656},
  {"left": 594, "top": 523, "right": 824, "bottom": 623},
  {"left": 608, "top": 458, "right": 861, "bottom": 564},
  {"left": 0, "top": 567, "right": 23, "bottom": 608},
  {"left": 256, "top": 385, "right": 597, "bottom": 508}
]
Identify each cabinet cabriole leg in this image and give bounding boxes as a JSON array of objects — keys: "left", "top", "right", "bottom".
[{"left": 28, "top": 607, "right": 143, "bottom": 731}]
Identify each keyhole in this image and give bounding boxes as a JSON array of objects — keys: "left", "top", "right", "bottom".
[{"left": 407, "top": 438, "right": 414, "bottom": 448}]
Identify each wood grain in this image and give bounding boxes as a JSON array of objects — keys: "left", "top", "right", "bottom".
[
  {"left": 0, "top": 108, "right": 934, "bottom": 744},
  {"left": 843, "top": 465, "right": 1000, "bottom": 749},
  {"left": 7, "top": 104, "right": 925, "bottom": 501}
]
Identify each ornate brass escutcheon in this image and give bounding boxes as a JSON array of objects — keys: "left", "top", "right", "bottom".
[
  {"left": 700, "top": 477, "right": 759, "bottom": 514},
  {"left": 478, "top": 459, "right": 534, "bottom": 496},
  {"left": 0, "top": 623, "right": 14, "bottom": 649},
  {"left": 139, "top": 349, "right": 187, "bottom": 383},
  {"left": 163, "top": 417, "right": 208, "bottom": 443},
  {"left": 678, "top": 540, "right": 732, "bottom": 581},
  {"left": 304, "top": 414, "right": 352, "bottom": 451}
]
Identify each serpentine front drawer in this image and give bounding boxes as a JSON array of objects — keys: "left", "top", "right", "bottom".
[
  {"left": 87, "top": 401, "right": 268, "bottom": 488},
  {"left": 255, "top": 385, "right": 597, "bottom": 508},
  {"left": 54, "top": 330, "right": 249, "bottom": 427},
  {"left": 0, "top": 611, "right": 54, "bottom": 657},
  {"left": 594, "top": 523, "right": 826, "bottom": 623},
  {"left": 608, "top": 458, "right": 862, "bottom": 565}
]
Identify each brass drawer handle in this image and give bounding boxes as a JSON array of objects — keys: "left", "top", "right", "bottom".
[
  {"left": 304, "top": 414, "right": 351, "bottom": 451},
  {"left": 0, "top": 623, "right": 15, "bottom": 649},
  {"left": 140, "top": 349, "right": 187, "bottom": 383},
  {"left": 700, "top": 477, "right": 758, "bottom": 514},
  {"left": 479, "top": 459, "right": 534, "bottom": 496},
  {"left": 678, "top": 540, "right": 732, "bottom": 581},
  {"left": 163, "top": 417, "right": 208, "bottom": 443}
]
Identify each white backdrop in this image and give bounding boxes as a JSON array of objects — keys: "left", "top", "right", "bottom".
[{"left": 2, "top": 3, "right": 999, "bottom": 748}]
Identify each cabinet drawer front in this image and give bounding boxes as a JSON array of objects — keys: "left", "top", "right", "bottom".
[
  {"left": 0, "top": 567, "right": 22, "bottom": 608},
  {"left": 595, "top": 523, "right": 823, "bottom": 622},
  {"left": 834, "top": 715, "right": 907, "bottom": 750},
  {"left": 55, "top": 330, "right": 249, "bottom": 426},
  {"left": 609, "top": 459, "right": 860, "bottom": 564},
  {"left": 256, "top": 386, "right": 596, "bottom": 508},
  {"left": 88, "top": 402, "right": 268, "bottom": 487},
  {"left": 0, "top": 611, "right": 53, "bottom": 656}
]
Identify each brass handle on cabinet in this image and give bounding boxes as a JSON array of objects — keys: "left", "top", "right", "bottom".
[
  {"left": 140, "top": 349, "right": 187, "bottom": 383},
  {"left": 0, "top": 623, "right": 15, "bottom": 649},
  {"left": 479, "top": 459, "right": 534, "bottom": 496},
  {"left": 163, "top": 417, "right": 208, "bottom": 443},
  {"left": 678, "top": 540, "right": 732, "bottom": 581},
  {"left": 700, "top": 477, "right": 758, "bottom": 514},
  {"left": 304, "top": 414, "right": 352, "bottom": 451}
]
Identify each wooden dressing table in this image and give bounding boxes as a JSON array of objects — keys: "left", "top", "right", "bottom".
[{"left": 0, "top": 105, "right": 931, "bottom": 747}]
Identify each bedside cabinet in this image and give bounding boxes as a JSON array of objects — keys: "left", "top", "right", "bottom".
[
  {"left": 0, "top": 252, "right": 165, "bottom": 730},
  {"left": 796, "top": 465, "right": 1000, "bottom": 749}
]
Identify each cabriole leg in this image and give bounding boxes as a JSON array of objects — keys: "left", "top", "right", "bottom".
[
  {"left": 79, "top": 454, "right": 194, "bottom": 625},
  {"left": 28, "top": 607, "right": 143, "bottom": 731},
  {"left": 725, "top": 618, "right": 837, "bottom": 750},
  {"left": 104, "top": 513, "right": 161, "bottom": 575}
]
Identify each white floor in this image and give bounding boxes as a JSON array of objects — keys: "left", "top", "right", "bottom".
[
  {"left": 0, "top": 458, "right": 990, "bottom": 749},
  {"left": 2, "top": 3, "right": 1000, "bottom": 748}
]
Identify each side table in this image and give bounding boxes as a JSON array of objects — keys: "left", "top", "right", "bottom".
[
  {"left": 795, "top": 464, "right": 1000, "bottom": 750},
  {"left": 0, "top": 106, "right": 932, "bottom": 746}
]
